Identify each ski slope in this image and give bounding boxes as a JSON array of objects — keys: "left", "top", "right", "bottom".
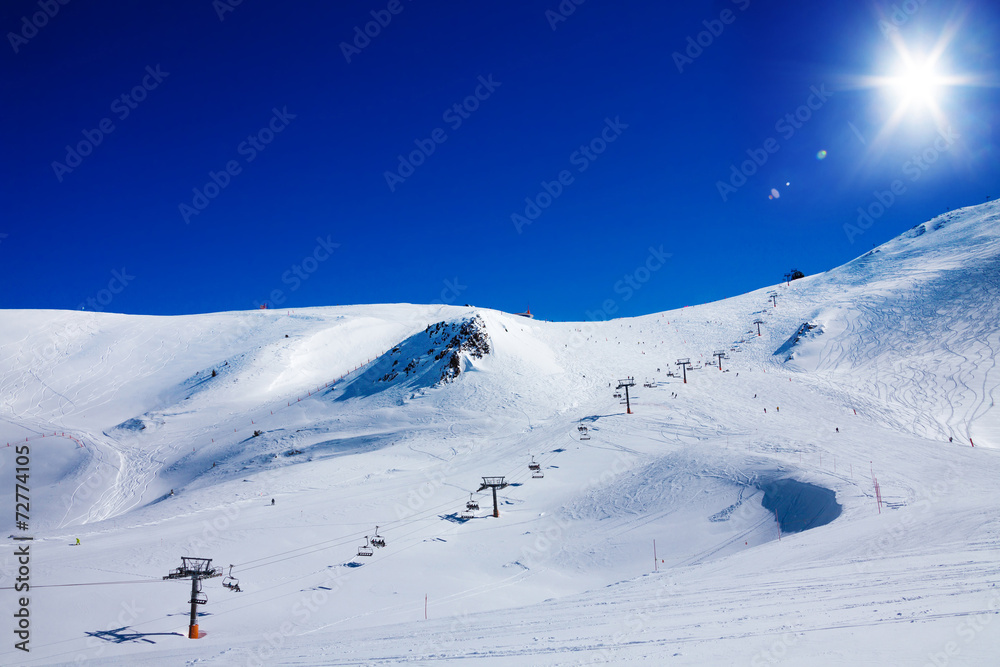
[{"left": 1, "top": 201, "right": 999, "bottom": 665}]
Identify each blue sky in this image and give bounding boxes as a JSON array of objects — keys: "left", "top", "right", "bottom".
[{"left": 2, "top": 0, "right": 998, "bottom": 321}]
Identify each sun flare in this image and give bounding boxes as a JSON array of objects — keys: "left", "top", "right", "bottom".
[{"left": 891, "top": 59, "right": 944, "bottom": 106}]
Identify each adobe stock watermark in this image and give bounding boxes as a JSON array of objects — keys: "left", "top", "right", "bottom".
[
  {"left": 252, "top": 235, "right": 339, "bottom": 309},
  {"left": 393, "top": 444, "right": 472, "bottom": 522},
  {"left": 59, "top": 458, "right": 118, "bottom": 518},
  {"left": 72, "top": 599, "right": 145, "bottom": 663},
  {"left": 878, "top": 0, "right": 928, "bottom": 38},
  {"left": 183, "top": 468, "right": 285, "bottom": 557},
  {"left": 242, "top": 566, "right": 348, "bottom": 666},
  {"left": 416, "top": 607, "right": 475, "bottom": 658},
  {"left": 519, "top": 451, "right": 631, "bottom": 569},
  {"left": 383, "top": 74, "right": 501, "bottom": 192},
  {"left": 182, "top": 502, "right": 242, "bottom": 555},
  {"left": 545, "top": 0, "right": 587, "bottom": 31},
  {"left": 77, "top": 268, "right": 135, "bottom": 312},
  {"left": 751, "top": 632, "right": 802, "bottom": 666},
  {"left": 672, "top": 0, "right": 751, "bottom": 74},
  {"left": 511, "top": 116, "right": 628, "bottom": 234},
  {"left": 431, "top": 277, "right": 467, "bottom": 306},
  {"left": 213, "top": 0, "right": 245, "bottom": 22},
  {"left": 391, "top": 416, "right": 505, "bottom": 523},
  {"left": 716, "top": 84, "right": 832, "bottom": 202},
  {"left": 7, "top": 0, "right": 71, "bottom": 54},
  {"left": 854, "top": 462, "right": 961, "bottom": 574},
  {"left": 179, "top": 106, "right": 296, "bottom": 224},
  {"left": 578, "top": 585, "right": 676, "bottom": 665},
  {"left": 340, "top": 0, "right": 413, "bottom": 64},
  {"left": 585, "top": 245, "right": 671, "bottom": 321},
  {"left": 843, "top": 126, "right": 959, "bottom": 244},
  {"left": 29, "top": 318, "right": 101, "bottom": 370},
  {"left": 922, "top": 588, "right": 1000, "bottom": 667},
  {"left": 51, "top": 65, "right": 170, "bottom": 182}
]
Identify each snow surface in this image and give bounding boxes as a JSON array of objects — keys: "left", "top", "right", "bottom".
[{"left": 2, "top": 201, "right": 1000, "bottom": 665}]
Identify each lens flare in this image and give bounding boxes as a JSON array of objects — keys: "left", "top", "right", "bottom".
[{"left": 816, "top": 149, "right": 827, "bottom": 160}]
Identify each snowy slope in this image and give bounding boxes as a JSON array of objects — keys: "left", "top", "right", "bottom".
[{"left": 1, "top": 202, "right": 999, "bottom": 665}]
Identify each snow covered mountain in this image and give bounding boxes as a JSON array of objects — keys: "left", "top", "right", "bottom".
[{"left": 1, "top": 201, "right": 999, "bottom": 665}]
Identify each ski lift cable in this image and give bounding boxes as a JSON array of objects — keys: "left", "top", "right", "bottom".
[
  {"left": 208, "top": 536, "right": 522, "bottom": 631},
  {"left": 236, "top": 508, "right": 457, "bottom": 573},
  {"left": 233, "top": 489, "right": 478, "bottom": 569},
  {"left": 16, "top": 435, "right": 564, "bottom": 656},
  {"left": 242, "top": 505, "right": 512, "bottom": 587},
  {"left": 233, "top": 504, "right": 443, "bottom": 570},
  {"left": 13, "top": 560, "right": 365, "bottom": 661},
  {"left": 21, "top": 450, "right": 562, "bottom": 654},
  {"left": 236, "top": 481, "right": 517, "bottom": 613},
  {"left": 0, "top": 578, "right": 167, "bottom": 590},
  {"left": 216, "top": 526, "right": 437, "bottom": 617},
  {"left": 235, "top": 423, "right": 568, "bottom": 571}
]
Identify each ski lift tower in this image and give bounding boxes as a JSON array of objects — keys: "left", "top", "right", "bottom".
[
  {"left": 712, "top": 350, "right": 729, "bottom": 371},
  {"left": 768, "top": 291, "right": 778, "bottom": 308},
  {"left": 163, "top": 557, "right": 220, "bottom": 639},
  {"left": 783, "top": 272, "right": 792, "bottom": 286},
  {"left": 477, "top": 476, "right": 508, "bottom": 518},
  {"left": 675, "top": 358, "right": 692, "bottom": 384},
  {"left": 617, "top": 377, "right": 636, "bottom": 414},
  {"left": 753, "top": 319, "right": 764, "bottom": 337}
]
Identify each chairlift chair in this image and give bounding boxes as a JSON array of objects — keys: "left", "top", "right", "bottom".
[
  {"left": 357, "top": 537, "right": 373, "bottom": 557},
  {"left": 466, "top": 493, "right": 479, "bottom": 511},
  {"left": 528, "top": 456, "right": 541, "bottom": 472},
  {"left": 222, "top": 564, "right": 241, "bottom": 592},
  {"left": 371, "top": 526, "right": 386, "bottom": 548},
  {"left": 532, "top": 469, "right": 545, "bottom": 479},
  {"left": 460, "top": 508, "right": 475, "bottom": 519},
  {"left": 191, "top": 579, "right": 208, "bottom": 605}
]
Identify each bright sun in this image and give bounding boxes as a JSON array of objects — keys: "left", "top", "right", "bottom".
[
  {"left": 891, "top": 59, "right": 945, "bottom": 107},
  {"left": 850, "top": 19, "right": 986, "bottom": 149},
  {"left": 869, "top": 39, "right": 966, "bottom": 137}
]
